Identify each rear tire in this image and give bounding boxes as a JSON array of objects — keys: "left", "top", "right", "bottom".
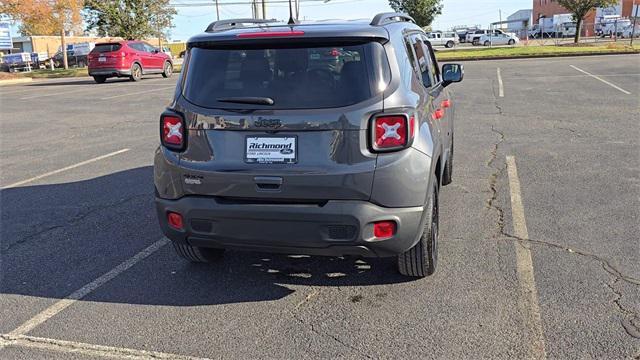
[
  {"left": 484, "top": 40, "right": 490, "bottom": 46},
  {"left": 442, "top": 138, "right": 454, "bottom": 186},
  {"left": 173, "top": 242, "right": 225, "bottom": 263},
  {"left": 93, "top": 76, "right": 106, "bottom": 84},
  {"left": 445, "top": 41, "right": 455, "bottom": 48},
  {"left": 162, "top": 61, "right": 173, "bottom": 78},
  {"left": 130, "top": 63, "right": 142, "bottom": 82},
  {"left": 508, "top": 39, "right": 516, "bottom": 45},
  {"left": 398, "top": 181, "right": 439, "bottom": 277}
]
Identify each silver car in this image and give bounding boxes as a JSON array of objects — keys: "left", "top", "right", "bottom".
[{"left": 154, "top": 13, "right": 464, "bottom": 277}]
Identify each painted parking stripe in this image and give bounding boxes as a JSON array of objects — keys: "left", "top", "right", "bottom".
[
  {"left": 1, "top": 334, "right": 210, "bottom": 360},
  {"left": 570, "top": 65, "right": 631, "bottom": 95},
  {"left": 497, "top": 68, "right": 504, "bottom": 97},
  {"left": 1, "top": 148, "right": 130, "bottom": 189},
  {"left": 20, "top": 87, "right": 90, "bottom": 100},
  {"left": 5, "top": 238, "right": 169, "bottom": 339},
  {"left": 506, "top": 156, "right": 547, "bottom": 360},
  {"left": 101, "top": 86, "right": 175, "bottom": 100}
]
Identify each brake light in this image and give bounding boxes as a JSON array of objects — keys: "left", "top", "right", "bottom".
[
  {"left": 161, "top": 113, "right": 185, "bottom": 150},
  {"left": 329, "top": 48, "right": 340, "bottom": 57},
  {"left": 167, "top": 212, "right": 183, "bottom": 230},
  {"left": 371, "top": 115, "right": 410, "bottom": 152},
  {"left": 237, "top": 30, "right": 305, "bottom": 38},
  {"left": 374, "top": 221, "right": 396, "bottom": 238}
]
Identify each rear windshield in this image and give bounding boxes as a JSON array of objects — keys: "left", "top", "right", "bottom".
[
  {"left": 182, "top": 42, "right": 389, "bottom": 110},
  {"left": 92, "top": 44, "right": 122, "bottom": 53}
]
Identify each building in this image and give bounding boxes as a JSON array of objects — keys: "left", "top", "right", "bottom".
[
  {"left": 507, "top": 9, "right": 534, "bottom": 33},
  {"left": 533, "top": 0, "right": 637, "bottom": 35}
]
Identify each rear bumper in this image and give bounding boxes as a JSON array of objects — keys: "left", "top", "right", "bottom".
[
  {"left": 155, "top": 196, "right": 425, "bottom": 258},
  {"left": 88, "top": 68, "right": 131, "bottom": 77}
]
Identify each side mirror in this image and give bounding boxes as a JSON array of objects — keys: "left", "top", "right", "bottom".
[{"left": 442, "top": 63, "right": 464, "bottom": 87}]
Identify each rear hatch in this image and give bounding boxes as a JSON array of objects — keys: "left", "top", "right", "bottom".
[
  {"left": 88, "top": 43, "right": 123, "bottom": 69},
  {"left": 175, "top": 34, "right": 391, "bottom": 201}
]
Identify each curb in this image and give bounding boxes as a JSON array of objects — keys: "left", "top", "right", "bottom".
[
  {"left": 0, "top": 78, "right": 32, "bottom": 86},
  {"left": 437, "top": 50, "right": 640, "bottom": 62}
]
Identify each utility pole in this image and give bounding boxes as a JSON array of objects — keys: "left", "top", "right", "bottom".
[
  {"left": 632, "top": 0, "right": 638, "bottom": 46},
  {"left": 499, "top": 9, "right": 502, "bottom": 29},
  {"left": 262, "top": 0, "right": 267, "bottom": 19},
  {"left": 61, "top": 27, "right": 68, "bottom": 70},
  {"left": 215, "top": 0, "right": 220, "bottom": 20}
]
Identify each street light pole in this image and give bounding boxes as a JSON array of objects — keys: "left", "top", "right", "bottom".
[
  {"left": 262, "top": 0, "right": 267, "bottom": 19},
  {"left": 215, "top": 0, "right": 220, "bottom": 20},
  {"left": 631, "top": 0, "right": 638, "bottom": 46}
]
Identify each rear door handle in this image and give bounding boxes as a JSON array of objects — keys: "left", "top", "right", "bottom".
[{"left": 254, "top": 176, "right": 283, "bottom": 191}]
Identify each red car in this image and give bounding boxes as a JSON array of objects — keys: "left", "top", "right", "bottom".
[{"left": 87, "top": 41, "right": 173, "bottom": 83}]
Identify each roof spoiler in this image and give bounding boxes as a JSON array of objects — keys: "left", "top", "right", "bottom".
[
  {"left": 370, "top": 12, "right": 415, "bottom": 26},
  {"left": 205, "top": 19, "right": 281, "bottom": 32}
]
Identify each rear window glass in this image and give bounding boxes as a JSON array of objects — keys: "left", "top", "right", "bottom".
[
  {"left": 92, "top": 44, "right": 122, "bottom": 53},
  {"left": 182, "top": 42, "right": 389, "bottom": 110}
]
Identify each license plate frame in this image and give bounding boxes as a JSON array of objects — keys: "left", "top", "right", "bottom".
[{"left": 245, "top": 136, "right": 297, "bottom": 164}]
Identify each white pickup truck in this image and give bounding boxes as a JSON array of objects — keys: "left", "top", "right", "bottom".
[{"left": 426, "top": 32, "right": 458, "bottom": 48}]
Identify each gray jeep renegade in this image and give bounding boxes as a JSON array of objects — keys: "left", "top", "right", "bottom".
[{"left": 154, "top": 13, "right": 464, "bottom": 277}]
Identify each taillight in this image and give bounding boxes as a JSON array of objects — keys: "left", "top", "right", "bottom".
[
  {"left": 370, "top": 114, "right": 413, "bottom": 152},
  {"left": 160, "top": 112, "right": 185, "bottom": 151},
  {"left": 329, "top": 48, "right": 340, "bottom": 57},
  {"left": 374, "top": 221, "right": 396, "bottom": 239},
  {"left": 237, "top": 30, "right": 305, "bottom": 38},
  {"left": 167, "top": 212, "right": 183, "bottom": 230}
]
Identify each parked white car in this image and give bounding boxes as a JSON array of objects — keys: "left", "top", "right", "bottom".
[
  {"left": 621, "top": 24, "right": 640, "bottom": 38},
  {"left": 467, "top": 29, "right": 513, "bottom": 45},
  {"left": 426, "top": 31, "right": 458, "bottom": 48},
  {"left": 479, "top": 33, "right": 519, "bottom": 46}
]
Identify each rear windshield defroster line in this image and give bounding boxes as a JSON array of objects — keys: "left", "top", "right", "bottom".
[{"left": 181, "top": 41, "right": 390, "bottom": 110}]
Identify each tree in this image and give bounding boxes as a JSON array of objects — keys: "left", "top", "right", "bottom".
[
  {"left": 0, "top": 0, "right": 83, "bottom": 69},
  {"left": 84, "top": 0, "right": 176, "bottom": 44},
  {"left": 388, "top": 0, "right": 443, "bottom": 28},
  {"left": 556, "top": 0, "right": 618, "bottom": 43}
]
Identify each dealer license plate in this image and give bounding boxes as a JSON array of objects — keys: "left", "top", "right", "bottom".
[{"left": 245, "top": 137, "right": 297, "bottom": 164}]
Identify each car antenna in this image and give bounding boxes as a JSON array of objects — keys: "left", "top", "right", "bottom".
[{"left": 287, "top": 0, "right": 297, "bottom": 25}]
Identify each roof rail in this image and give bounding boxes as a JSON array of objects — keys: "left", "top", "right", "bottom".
[
  {"left": 205, "top": 18, "right": 280, "bottom": 32},
  {"left": 370, "top": 12, "right": 415, "bottom": 26}
]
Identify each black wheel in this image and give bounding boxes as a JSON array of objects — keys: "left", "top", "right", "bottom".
[
  {"left": 508, "top": 39, "right": 515, "bottom": 45},
  {"left": 446, "top": 41, "right": 455, "bottom": 48},
  {"left": 162, "top": 61, "right": 173, "bottom": 78},
  {"left": 473, "top": 39, "right": 479, "bottom": 46},
  {"left": 93, "top": 76, "right": 106, "bottom": 84},
  {"left": 398, "top": 180, "right": 439, "bottom": 277},
  {"left": 484, "top": 40, "right": 490, "bottom": 46},
  {"left": 442, "top": 138, "right": 454, "bottom": 186},
  {"left": 130, "top": 63, "right": 142, "bottom": 82},
  {"left": 173, "top": 242, "right": 225, "bottom": 263}
]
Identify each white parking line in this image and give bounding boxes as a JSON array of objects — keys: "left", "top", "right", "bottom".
[
  {"left": 569, "top": 65, "right": 631, "bottom": 95},
  {"left": 101, "top": 86, "right": 175, "bottom": 100},
  {"left": 506, "top": 156, "right": 547, "bottom": 360},
  {"left": 4, "top": 238, "right": 169, "bottom": 340},
  {"left": 1, "top": 149, "right": 130, "bottom": 189},
  {"left": 1, "top": 334, "right": 209, "bottom": 360},
  {"left": 19, "top": 87, "right": 91, "bottom": 100},
  {"left": 497, "top": 68, "right": 504, "bottom": 97}
]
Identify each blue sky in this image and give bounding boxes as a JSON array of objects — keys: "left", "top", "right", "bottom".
[{"left": 170, "top": 0, "right": 532, "bottom": 40}]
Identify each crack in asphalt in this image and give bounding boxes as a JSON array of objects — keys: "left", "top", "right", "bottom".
[
  {"left": 290, "top": 311, "right": 373, "bottom": 359},
  {"left": 1, "top": 193, "right": 150, "bottom": 253},
  {"left": 488, "top": 93, "right": 639, "bottom": 341},
  {"left": 606, "top": 278, "right": 640, "bottom": 339},
  {"left": 289, "top": 288, "right": 372, "bottom": 358},
  {"left": 497, "top": 232, "right": 640, "bottom": 339}
]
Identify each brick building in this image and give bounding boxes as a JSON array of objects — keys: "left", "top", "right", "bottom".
[{"left": 533, "top": 0, "right": 637, "bottom": 35}]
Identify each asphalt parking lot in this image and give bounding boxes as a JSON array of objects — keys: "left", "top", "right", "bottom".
[{"left": 1, "top": 54, "right": 639, "bottom": 359}]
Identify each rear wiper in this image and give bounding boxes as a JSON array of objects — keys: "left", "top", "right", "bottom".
[{"left": 217, "top": 97, "right": 274, "bottom": 105}]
